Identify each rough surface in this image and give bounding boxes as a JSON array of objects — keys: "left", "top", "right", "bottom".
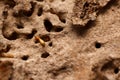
[{"left": 0, "top": 0, "right": 120, "bottom": 80}]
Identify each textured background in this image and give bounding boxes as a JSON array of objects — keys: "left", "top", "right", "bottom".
[{"left": 0, "top": 0, "right": 120, "bottom": 80}]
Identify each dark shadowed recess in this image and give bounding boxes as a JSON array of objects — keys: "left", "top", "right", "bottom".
[
  {"left": 21, "top": 55, "right": 29, "bottom": 61},
  {"left": 44, "top": 19, "right": 64, "bottom": 32},
  {"left": 26, "top": 29, "right": 37, "bottom": 39},
  {"left": 13, "top": 2, "right": 36, "bottom": 17},
  {"left": 4, "top": 0, "right": 16, "bottom": 8},
  {"left": 98, "top": 0, "right": 118, "bottom": 14},
  {"left": 41, "top": 52, "right": 50, "bottom": 58},
  {"left": 37, "top": 7, "right": 43, "bottom": 16},
  {"left": 72, "top": 20, "right": 96, "bottom": 37}
]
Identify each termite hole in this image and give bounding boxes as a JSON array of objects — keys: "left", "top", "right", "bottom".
[
  {"left": 95, "top": 42, "right": 101, "bottom": 48},
  {"left": 7, "top": 32, "right": 19, "bottom": 40},
  {"left": 37, "top": 7, "right": 43, "bottom": 16},
  {"left": 21, "top": 55, "right": 29, "bottom": 61},
  {"left": 49, "top": 42, "right": 53, "bottom": 47},
  {"left": 41, "top": 52, "right": 50, "bottom": 58},
  {"left": 16, "top": 22, "right": 24, "bottom": 29},
  {"left": 44, "top": 19, "right": 52, "bottom": 32},
  {"left": 114, "top": 67, "right": 119, "bottom": 74},
  {"left": 26, "top": 29, "right": 37, "bottom": 39}
]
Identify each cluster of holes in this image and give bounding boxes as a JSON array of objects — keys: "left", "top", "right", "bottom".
[
  {"left": 2, "top": 22, "right": 37, "bottom": 40},
  {"left": 1, "top": 0, "right": 65, "bottom": 61},
  {"left": 44, "top": 19, "right": 64, "bottom": 32},
  {"left": 13, "top": 2, "right": 36, "bottom": 17},
  {"left": 80, "top": 1, "right": 100, "bottom": 19},
  {"left": 92, "top": 59, "right": 120, "bottom": 80},
  {"left": 4, "top": 0, "right": 16, "bottom": 8}
]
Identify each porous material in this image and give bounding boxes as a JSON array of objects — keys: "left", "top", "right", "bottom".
[{"left": 0, "top": 0, "right": 120, "bottom": 80}]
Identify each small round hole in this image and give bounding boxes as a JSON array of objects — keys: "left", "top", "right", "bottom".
[
  {"left": 49, "top": 42, "right": 53, "bottom": 47},
  {"left": 21, "top": 55, "right": 29, "bottom": 60},
  {"left": 95, "top": 42, "right": 101, "bottom": 48},
  {"left": 41, "top": 52, "right": 50, "bottom": 58},
  {"left": 114, "top": 67, "right": 119, "bottom": 74}
]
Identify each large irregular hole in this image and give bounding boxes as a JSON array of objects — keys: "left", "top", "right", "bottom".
[
  {"left": 44, "top": 19, "right": 52, "bottom": 32},
  {"left": 8, "top": 32, "right": 19, "bottom": 40},
  {"left": 3, "top": 31, "right": 19, "bottom": 40},
  {"left": 4, "top": 0, "right": 16, "bottom": 8},
  {"left": 41, "top": 52, "right": 50, "bottom": 58},
  {"left": 2, "top": 23, "right": 19, "bottom": 40},
  {"left": 44, "top": 19, "right": 64, "bottom": 32},
  {"left": 26, "top": 29, "right": 37, "bottom": 39},
  {"left": 13, "top": 2, "right": 36, "bottom": 17}
]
